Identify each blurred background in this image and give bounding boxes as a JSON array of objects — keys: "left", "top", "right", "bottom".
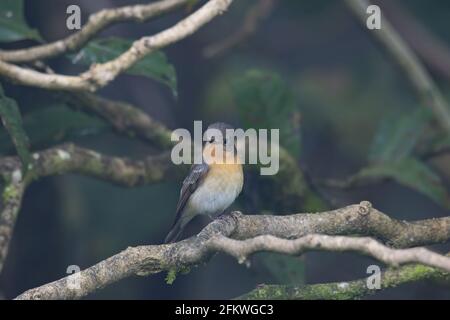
[{"left": 0, "top": 0, "right": 450, "bottom": 299}]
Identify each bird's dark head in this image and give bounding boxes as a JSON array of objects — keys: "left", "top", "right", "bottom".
[{"left": 205, "top": 122, "right": 234, "bottom": 145}]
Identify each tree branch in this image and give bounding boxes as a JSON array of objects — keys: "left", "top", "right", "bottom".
[
  {"left": 344, "top": 0, "right": 450, "bottom": 134},
  {"left": 14, "top": 202, "right": 450, "bottom": 299},
  {"left": 210, "top": 234, "right": 450, "bottom": 271},
  {"left": 238, "top": 261, "right": 449, "bottom": 299},
  {"left": 380, "top": 0, "right": 450, "bottom": 82},
  {"left": 64, "top": 92, "right": 173, "bottom": 149},
  {"left": 0, "top": 143, "right": 187, "bottom": 273},
  {"left": 0, "top": 0, "right": 190, "bottom": 63},
  {"left": 203, "top": 0, "right": 277, "bottom": 58},
  {"left": 0, "top": 0, "right": 234, "bottom": 91},
  {"left": 0, "top": 143, "right": 183, "bottom": 187}
]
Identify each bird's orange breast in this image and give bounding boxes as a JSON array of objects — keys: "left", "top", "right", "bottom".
[
  {"left": 207, "top": 161, "right": 243, "bottom": 188},
  {"left": 199, "top": 143, "right": 244, "bottom": 201},
  {"left": 206, "top": 144, "right": 243, "bottom": 183}
]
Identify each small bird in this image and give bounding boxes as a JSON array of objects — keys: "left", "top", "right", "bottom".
[{"left": 164, "top": 122, "right": 244, "bottom": 243}]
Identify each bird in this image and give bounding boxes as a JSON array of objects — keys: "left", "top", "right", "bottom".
[{"left": 164, "top": 122, "right": 244, "bottom": 243}]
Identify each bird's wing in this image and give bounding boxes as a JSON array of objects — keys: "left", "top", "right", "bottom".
[{"left": 170, "top": 163, "right": 209, "bottom": 227}]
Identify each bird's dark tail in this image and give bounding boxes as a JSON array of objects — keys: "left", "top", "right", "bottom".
[{"left": 164, "top": 220, "right": 184, "bottom": 243}]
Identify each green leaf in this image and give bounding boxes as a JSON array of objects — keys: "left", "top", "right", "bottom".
[
  {"left": 70, "top": 37, "right": 177, "bottom": 96},
  {"left": 232, "top": 70, "right": 301, "bottom": 157},
  {"left": 0, "top": 104, "right": 108, "bottom": 152},
  {"left": 369, "top": 108, "right": 433, "bottom": 163},
  {"left": 352, "top": 158, "right": 450, "bottom": 209},
  {"left": 165, "top": 269, "right": 177, "bottom": 285},
  {"left": 0, "top": 0, "right": 42, "bottom": 42},
  {"left": 0, "top": 85, "right": 31, "bottom": 172},
  {"left": 420, "top": 133, "right": 450, "bottom": 158}
]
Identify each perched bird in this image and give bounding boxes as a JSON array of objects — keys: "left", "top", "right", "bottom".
[{"left": 164, "top": 122, "right": 243, "bottom": 243}]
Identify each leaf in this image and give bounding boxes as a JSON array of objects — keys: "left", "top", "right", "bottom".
[
  {"left": 232, "top": 70, "right": 302, "bottom": 157},
  {"left": 369, "top": 108, "right": 433, "bottom": 163},
  {"left": 0, "top": 85, "right": 31, "bottom": 172},
  {"left": 0, "top": 104, "right": 108, "bottom": 152},
  {"left": 352, "top": 158, "right": 450, "bottom": 209},
  {"left": 0, "top": 0, "right": 42, "bottom": 42},
  {"left": 165, "top": 269, "right": 177, "bottom": 285},
  {"left": 70, "top": 37, "right": 177, "bottom": 96},
  {"left": 421, "top": 133, "right": 450, "bottom": 157}
]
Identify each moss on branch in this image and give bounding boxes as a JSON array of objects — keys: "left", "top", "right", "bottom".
[{"left": 238, "top": 263, "right": 446, "bottom": 300}]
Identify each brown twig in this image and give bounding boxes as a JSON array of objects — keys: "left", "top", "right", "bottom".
[
  {"left": 0, "top": 0, "right": 190, "bottom": 63},
  {"left": 0, "top": 0, "right": 234, "bottom": 91},
  {"left": 203, "top": 0, "right": 277, "bottom": 58}
]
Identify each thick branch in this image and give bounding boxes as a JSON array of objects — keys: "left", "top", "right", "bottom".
[
  {"left": 238, "top": 262, "right": 448, "bottom": 299},
  {"left": 229, "top": 201, "right": 450, "bottom": 248},
  {"left": 344, "top": 0, "right": 450, "bottom": 134},
  {"left": 0, "top": 0, "right": 234, "bottom": 91},
  {"left": 210, "top": 234, "right": 450, "bottom": 271},
  {"left": 0, "top": 0, "right": 189, "bottom": 63},
  {"left": 14, "top": 202, "right": 450, "bottom": 299},
  {"left": 15, "top": 213, "right": 238, "bottom": 300}
]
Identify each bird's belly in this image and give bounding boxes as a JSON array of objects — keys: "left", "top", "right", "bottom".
[{"left": 188, "top": 166, "right": 243, "bottom": 217}]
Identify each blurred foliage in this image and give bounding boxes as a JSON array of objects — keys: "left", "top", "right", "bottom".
[
  {"left": 0, "top": 103, "right": 108, "bottom": 154},
  {"left": 428, "top": 135, "right": 450, "bottom": 155},
  {"left": 355, "top": 107, "right": 450, "bottom": 209},
  {"left": 369, "top": 108, "right": 433, "bottom": 163},
  {"left": 295, "top": 62, "right": 409, "bottom": 160},
  {"left": 69, "top": 37, "right": 177, "bottom": 97},
  {"left": 230, "top": 70, "right": 312, "bottom": 284},
  {"left": 256, "top": 253, "right": 305, "bottom": 285},
  {"left": 0, "top": 0, "right": 42, "bottom": 42},
  {"left": 0, "top": 84, "right": 31, "bottom": 172},
  {"left": 351, "top": 158, "right": 450, "bottom": 209},
  {"left": 232, "top": 70, "right": 302, "bottom": 157}
]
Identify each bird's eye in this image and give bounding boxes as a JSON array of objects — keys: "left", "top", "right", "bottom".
[{"left": 209, "top": 136, "right": 215, "bottom": 143}]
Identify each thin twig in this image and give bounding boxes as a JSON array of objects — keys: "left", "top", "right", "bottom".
[
  {"left": 203, "top": 0, "right": 277, "bottom": 58},
  {"left": 0, "top": 0, "right": 234, "bottom": 91},
  {"left": 380, "top": 0, "right": 450, "bottom": 82},
  {"left": 344, "top": 0, "right": 450, "bottom": 134},
  {"left": 0, "top": 0, "right": 190, "bottom": 63}
]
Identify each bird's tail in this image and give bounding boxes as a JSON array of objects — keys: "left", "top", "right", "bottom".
[{"left": 164, "top": 220, "right": 184, "bottom": 243}]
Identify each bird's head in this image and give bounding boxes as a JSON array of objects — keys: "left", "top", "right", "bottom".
[
  {"left": 203, "top": 122, "right": 238, "bottom": 164},
  {"left": 204, "top": 122, "right": 234, "bottom": 146}
]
